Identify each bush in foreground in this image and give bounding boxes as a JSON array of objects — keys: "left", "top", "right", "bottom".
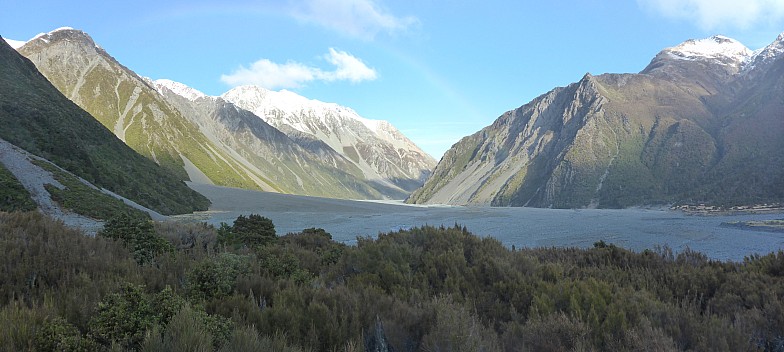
[{"left": 1, "top": 212, "right": 784, "bottom": 351}]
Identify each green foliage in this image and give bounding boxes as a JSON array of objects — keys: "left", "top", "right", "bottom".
[
  {"left": 34, "top": 316, "right": 97, "bottom": 352},
  {"left": 420, "top": 295, "right": 501, "bottom": 352},
  {"left": 88, "top": 284, "right": 185, "bottom": 349},
  {"left": 218, "top": 214, "right": 276, "bottom": 248},
  {"left": 257, "top": 247, "right": 312, "bottom": 283},
  {"left": 0, "top": 162, "right": 36, "bottom": 212},
  {"left": 0, "top": 300, "right": 49, "bottom": 351},
  {"left": 3, "top": 211, "right": 784, "bottom": 351},
  {"left": 140, "top": 305, "right": 214, "bottom": 352},
  {"left": 218, "top": 327, "right": 303, "bottom": 352},
  {"left": 233, "top": 214, "right": 276, "bottom": 247},
  {"left": 34, "top": 160, "right": 148, "bottom": 220},
  {"left": 100, "top": 213, "right": 174, "bottom": 265},
  {"left": 187, "top": 253, "right": 250, "bottom": 300},
  {"left": 280, "top": 228, "right": 345, "bottom": 271},
  {"left": 0, "top": 42, "right": 209, "bottom": 214}
]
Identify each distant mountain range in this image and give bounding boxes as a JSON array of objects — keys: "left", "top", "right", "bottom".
[
  {"left": 14, "top": 28, "right": 434, "bottom": 200},
  {"left": 6, "top": 27, "right": 782, "bottom": 210},
  {"left": 409, "top": 34, "right": 784, "bottom": 208},
  {"left": 221, "top": 85, "right": 435, "bottom": 192}
]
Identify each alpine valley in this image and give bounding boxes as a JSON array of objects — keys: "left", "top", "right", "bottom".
[
  {"left": 14, "top": 28, "right": 435, "bottom": 201},
  {"left": 409, "top": 34, "right": 784, "bottom": 208},
  {"left": 4, "top": 22, "right": 784, "bottom": 352}
]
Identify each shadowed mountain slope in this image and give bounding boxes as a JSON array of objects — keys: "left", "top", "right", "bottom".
[{"left": 410, "top": 34, "right": 784, "bottom": 208}]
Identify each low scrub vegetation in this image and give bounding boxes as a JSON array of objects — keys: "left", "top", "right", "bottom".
[
  {"left": 1, "top": 211, "right": 783, "bottom": 351},
  {"left": 0, "top": 163, "right": 35, "bottom": 212},
  {"left": 34, "top": 160, "right": 149, "bottom": 220}
]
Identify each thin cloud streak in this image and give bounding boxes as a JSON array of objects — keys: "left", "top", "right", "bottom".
[
  {"left": 638, "top": 0, "right": 784, "bottom": 30},
  {"left": 290, "top": 0, "right": 418, "bottom": 40}
]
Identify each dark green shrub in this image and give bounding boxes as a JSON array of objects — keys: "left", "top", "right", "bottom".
[
  {"left": 187, "top": 253, "right": 250, "bottom": 300},
  {"left": 88, "top": 284, "right": 184, "bottom": 349},
  {"left": 100, "top": 213, "right": 174, "bottom": 265},
  {"left": 34, "top": 316, "right": 97, "bottom": 352},
  {"left": 218, "top": 214, "right": 276, "bottom": 248}
]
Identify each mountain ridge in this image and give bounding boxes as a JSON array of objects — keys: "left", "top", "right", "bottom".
[
  {"left": 17, "top": 28, "right": 432, "bottom": 200},
  {"left": 151, "top": 79, "right": 398, "bottom": 199},
  {"left": 221, "top": 84, "right": 436, "bottom": 192},
  {"left": 409, "top": 33, "right": 784, "bottom": 208}
]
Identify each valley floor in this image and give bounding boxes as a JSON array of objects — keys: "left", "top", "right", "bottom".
[{"left": 174, "top": 183, "right": 784, "bottom": 262}]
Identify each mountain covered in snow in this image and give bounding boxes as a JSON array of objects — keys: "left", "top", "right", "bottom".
[
  {"left": 15, "top": 28, "right": 430, "bottom": 200},
  {"left": 221, "top": 85, "right": 436, "bottom": 192},
  {"left": 152, "top": 79, "right": 401, "bottom": 199},
  {"left": 409, "top": 33, "right": 784, "bottom": 207}
]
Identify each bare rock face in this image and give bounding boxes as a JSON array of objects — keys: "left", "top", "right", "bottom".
[{"left": 410, "top": 34, "right": 784, "bottom": 208}]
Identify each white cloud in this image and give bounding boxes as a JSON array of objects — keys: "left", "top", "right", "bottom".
[
  {"left": 323, "top": 48, "right": 378, "bottom": 82},
  {"left": 221, "top": 48, "right": 377, "bottom": 89},
  {"left": 638, "top": 0, "right": 784, "bottom": 30},
  {"left": 290, "top": 0, "right": 418, "bottom": 40}
]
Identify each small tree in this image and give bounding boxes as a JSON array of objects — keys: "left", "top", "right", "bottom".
[
  {"left": 99, "top": 213, "right": 173, "bottom": 265},
  {"left": 217, "top": 214, "right": 276, "bottom": 248}
]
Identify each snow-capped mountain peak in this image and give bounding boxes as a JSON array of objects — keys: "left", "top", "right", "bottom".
[
  {"left": 221, "top": 84, "right": 436, "bottom": 187},
  {"left": 221, "top": 85, "right": 382, "bottom": 135},
  {"left": 663, "top": 35, "right": 752, "bottom": 67},
  {"left": 29, "top": 27, "right": 78, "bottom": 43},
  {"left": 153, "top": 79, "right": 208, "bottom": 101}
]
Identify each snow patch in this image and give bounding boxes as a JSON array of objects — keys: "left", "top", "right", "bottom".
[
  {"left": 29, "top": 27, "right": 78, "bottom": 44},
  {"left": 221, "top": 84, "right": 435, "bottom": 182},
  {"left": 153, "top": 79, "right": 209, "bottom": 101},
  {"left": 664, "top": 35, "right": 752, "bottom": 67},
  {"left": 3, "top": 38, "right": 26, "bottom": 49},
  {"left": 221, "top": 85, "right": 387, "bottom": 135},
  {"left": 50, "top": 26, "right": 75, "bottom": 33},
  {"left": 743, "top": 32, "right": 784, "bottom": 72}
]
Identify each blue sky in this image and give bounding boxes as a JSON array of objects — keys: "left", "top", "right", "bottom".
[{"left": 4, "top": 0, "right": 784, "bottom": 159}]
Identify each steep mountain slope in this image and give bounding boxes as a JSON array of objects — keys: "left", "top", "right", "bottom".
[
  {"left": 0, "top": 36, "right": 208, "bottom": 215},
  {"left": 410, "top": 34, "right": 784, "bottom": 208},
  {"left": 17, "top": 28, "right": 270, "bottom": 191},
  {"left": 222, "top": 86, "right": 436, "bottom": 192},
  {"left": 152, "top": 79, "right": 389, "bottom": 199},
  {"left": 18, "top": 28, "right": 430, "bottom": 200}
]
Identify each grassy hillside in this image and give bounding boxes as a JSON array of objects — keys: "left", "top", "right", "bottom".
[
  {"left": 0, "top": 163, "right": 36, "bottom": 212},
  {"left": 1, "top": 212, "right": 783, "bottom": 351},
  {"left": 0, "top": 37, "right": 208, "bottom": 215}
]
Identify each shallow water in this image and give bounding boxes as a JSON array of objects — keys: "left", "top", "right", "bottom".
[{"left": 172, "top": 183, "right": 784, "bottom": 262}]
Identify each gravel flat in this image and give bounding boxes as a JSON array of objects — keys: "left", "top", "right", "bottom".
[{"left": 176, "top": 183, "right": 784, "bottom": 261}]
